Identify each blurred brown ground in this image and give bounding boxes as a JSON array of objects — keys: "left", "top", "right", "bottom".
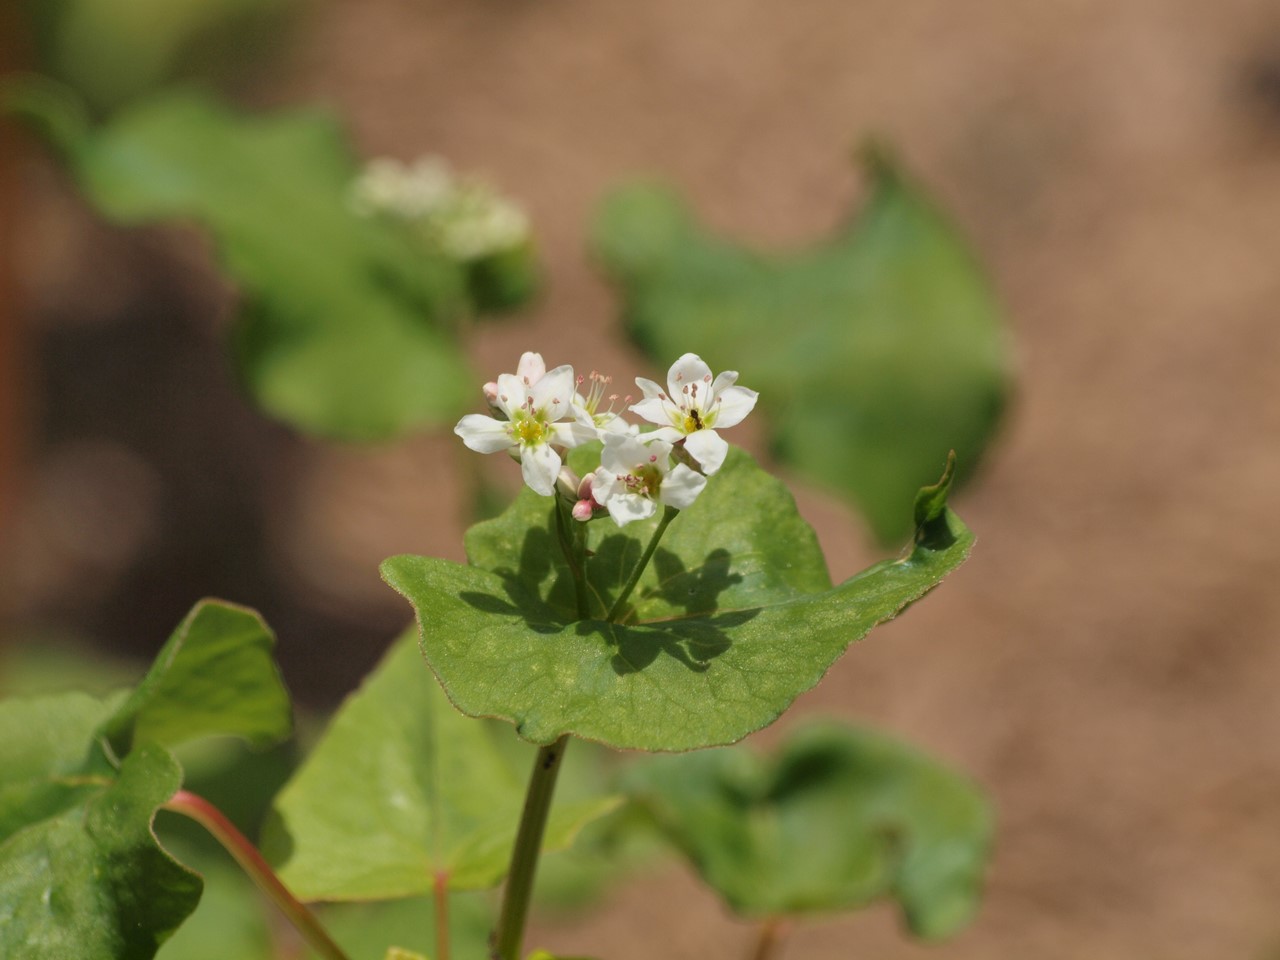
[{"left": 5, "top": 1, "right": 1280, "bottom": 958}]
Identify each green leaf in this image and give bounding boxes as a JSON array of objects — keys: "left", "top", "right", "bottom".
[
  {"left": 265, "top": 630, "right": 619, "bottom": 900},
  {"left": 382, "top": 449, "right": 972, "bottom": 751},
  {"left": 0, "top": 742, "right": 203, "bottom": 960},
  {"left": 592, "top": 148, "right": 1010, "bottom": 543},
  {"left": 10, "top": 86, "right": 475, "bottom": 439},
  {"left": 0, "top": 690, "right": 125, "bottom": 842},
  {"left": 103, "top": 599, "right": 292, "bottom": 755},
  {"left": 312, "top": 893, "right": 493, "bottom": 960},
  {"left": 625, "top": 720, "right": 993, "bottom": 939}
]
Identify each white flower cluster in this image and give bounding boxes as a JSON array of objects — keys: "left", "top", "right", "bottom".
[
  {"left": 350, "top": 156, "right": 530, "bottom": 260},
  {"left": 455, "top": 352, "right": 758, "bottom": 526}
]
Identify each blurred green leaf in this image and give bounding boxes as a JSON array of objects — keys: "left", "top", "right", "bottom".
[
  {"left": 592, "top": 149, "right": 1010, "bottom": 543},
  {"left": 0, "top": 742, "right": 202, "bottom": 960},
  {"left": 265, "top": 630, "right": 619, "bottom": 900},
  {"left": 8, "top": 87, "right": 476, "bottom": 439},
  {"left": 314, "top": 893, "right": 494, "bottom": 960},
  {"left": 382, "top": 449, "right": 972, "bottom": 751},
  {"left": 103, "top": 599, "right": 292, "bottom": 755},
  {"left": 626, "top": 720, "right": 993, "bottom": 939},
  {"left": 22, "top": 0, "right": 290, "bottom": 112}
]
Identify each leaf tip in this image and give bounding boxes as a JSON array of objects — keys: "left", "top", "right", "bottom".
[{"left": 912, "top": 451, "right": 959, "bottom": 549}]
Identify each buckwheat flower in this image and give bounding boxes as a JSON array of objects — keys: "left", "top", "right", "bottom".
[
  {"left": 630, "top": 354, "right": 757, "bottom": 475},
  {"left": 591, "top": 434, "right": 707, "bottom": 527},
  {"left": 455, "top": 364, "right": 592, "bottom": 496},
  {"left": 572, "top": 370, "right": 632, "bottom": 437}
]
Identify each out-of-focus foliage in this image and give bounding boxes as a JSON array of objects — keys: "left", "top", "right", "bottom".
[
  {"left": 593, "top": 149, "right": 1010, "bottom": 544},
  {"left": 155, "top": 836, "right": 496, "bottom": 960},
  {"left": 7, "top": 83, "right": 492, "bottom": 439},
  {"left": 382, "top": 449, "right": 972, "bottom": 751},
  {"left": 625, "top": 720, "right": 994, "bottom": 939},
  {"left": 21, "top": 0, "right": 293, "bottom": 113},
  {"left": 264, "top": 630, "right": 619, "bottom": 900}
]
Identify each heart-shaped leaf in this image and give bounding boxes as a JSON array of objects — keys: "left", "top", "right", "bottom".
[
  {"left": 592, "top": 149, "right": 1010, "bottom": 543},
  {"left": 0, "top": 742, "right": 203, "bottom": 960},
  {"left": 265, "top": 630, "right": 619, "bottom": 900},
  {"left": 7, "top": 85, "right": 477, "bottom": 439},
  {"left": 382, "top": 449, "right": 971, "bottom": 751},
  {"left": 103, "top": 599, "right": 292, "bottom": 754},
  {"left": 625, "top": 719, "right": 993, "bottom": 939}
]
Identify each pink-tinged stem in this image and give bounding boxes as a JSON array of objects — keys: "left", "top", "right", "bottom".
[
  {"left": 750, "top": 917, "right": 790, "bottom": 960},
  {"left": 434, "top": 871, "right": 451, "bottom": 960},
  {"left": 164, "top": 790, "right": 352, "bottom": 960}
]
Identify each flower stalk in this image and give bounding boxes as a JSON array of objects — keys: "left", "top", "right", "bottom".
[
  {"left": 491, "top": 735, "right": 570, "bottom": 960},
  {"left": 607, "top": 505, "right": 679, "bottom": 622}
]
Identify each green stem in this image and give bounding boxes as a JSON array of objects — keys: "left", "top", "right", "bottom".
[
  {"left": 492, "top": 736, "right": 570, "bottom": 960},
  {"left": 606, "top": 505, "right": 679, "bottom": 622},
  {"left": 553, "top": 498, "right": 590, "bottom": 620},
  {"left": 164, "top": 791, "right": 351, "bottom": 960}
]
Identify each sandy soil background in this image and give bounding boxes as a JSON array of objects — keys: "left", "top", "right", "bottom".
[{"left": 4, "top": 2, "right": 1280, "bottom": 958}]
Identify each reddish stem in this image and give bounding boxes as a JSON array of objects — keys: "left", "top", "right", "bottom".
[
  {"left": 434, "top": 870, "right": 451, "bottom": 960},
  {"left": 164, "top": 790, "right": 351, "bottom": 960},
  {"left": 750, "top": 917, "right": 790, "bottom": 960}
]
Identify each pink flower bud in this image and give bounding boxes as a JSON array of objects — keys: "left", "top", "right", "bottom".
[{"left": 571, "top": 499, "right": 596, "bottom": 522}]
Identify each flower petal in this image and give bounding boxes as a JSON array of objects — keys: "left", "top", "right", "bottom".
[
  {"left": 519, "top": 442, "right": 561, "bottom": 496},
  {"left": 660, "top": 464, "right": 708, "bottom": 510},
  {"left": 454, "top": 414, "right": 513, "bottom": 454},
  {"left": 629, "top": 396, "right": 672, "bottom": 427},
  {"left": 710, "top": 384, "right": 758, "bottom": 429},
  {"left": 550, "top": 420, "right": 598, "bottom": 449},
  {"left": 599, "top": 432, "right": 648, "bottom": 474},
  {"left": 710, "top": 369, "right": 739, "bottom": 395},
  {"left": 493, "top": 374, "right": 528, "bottom": 418},
  {"left": 646, "top": 426, "right": 683, "bottom": 445},
  {"left": 683, "top": 428, "right": 729, "bottom": 475},
  {"left": 515, "top": 351, "right": 546, "bottom": 384},
  {"left": 634, "top": 377, "right": 667, "bottom": 401},
  {"left": 606, "top": 493, "right": 656, "bottom": 527},
  {"left": 666, "top": 354, "right": 713, "bottom": 401},
  {"left": 531, "top": 365, "right": 576, "bottom": 420}
]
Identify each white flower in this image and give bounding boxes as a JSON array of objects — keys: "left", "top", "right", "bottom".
[
  {"left": 483, "top": 351, "right": 546, "bottom": 407},
  {"left": 590, "top": 434, "right": 707, "bottom": 527},
  {"left": 630, "top": 354, "right": 757, "bottom": 475},
  {"left": 350, "top": 156, "right": 453, "bottom": 219},
  {"left": 455, "top": 364, "right": 593, "bottom": 496}
]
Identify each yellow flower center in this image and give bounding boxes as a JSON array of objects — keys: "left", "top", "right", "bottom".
[{"left": 513, "top": 415, "right": 547, "bottom": 445}]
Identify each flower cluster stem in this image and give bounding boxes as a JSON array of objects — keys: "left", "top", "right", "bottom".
[
  {"left": 607, "top": 505, "right": 679, "bottom": 622},
  {"left": 163, "top": 790, "right": 351, "bottom": 960},
  {"left": 491, "top": 735, "right": 570, "bottom": 960},
  {"left": 554, "top": 498, "right": 590, "bottom": 620}
]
